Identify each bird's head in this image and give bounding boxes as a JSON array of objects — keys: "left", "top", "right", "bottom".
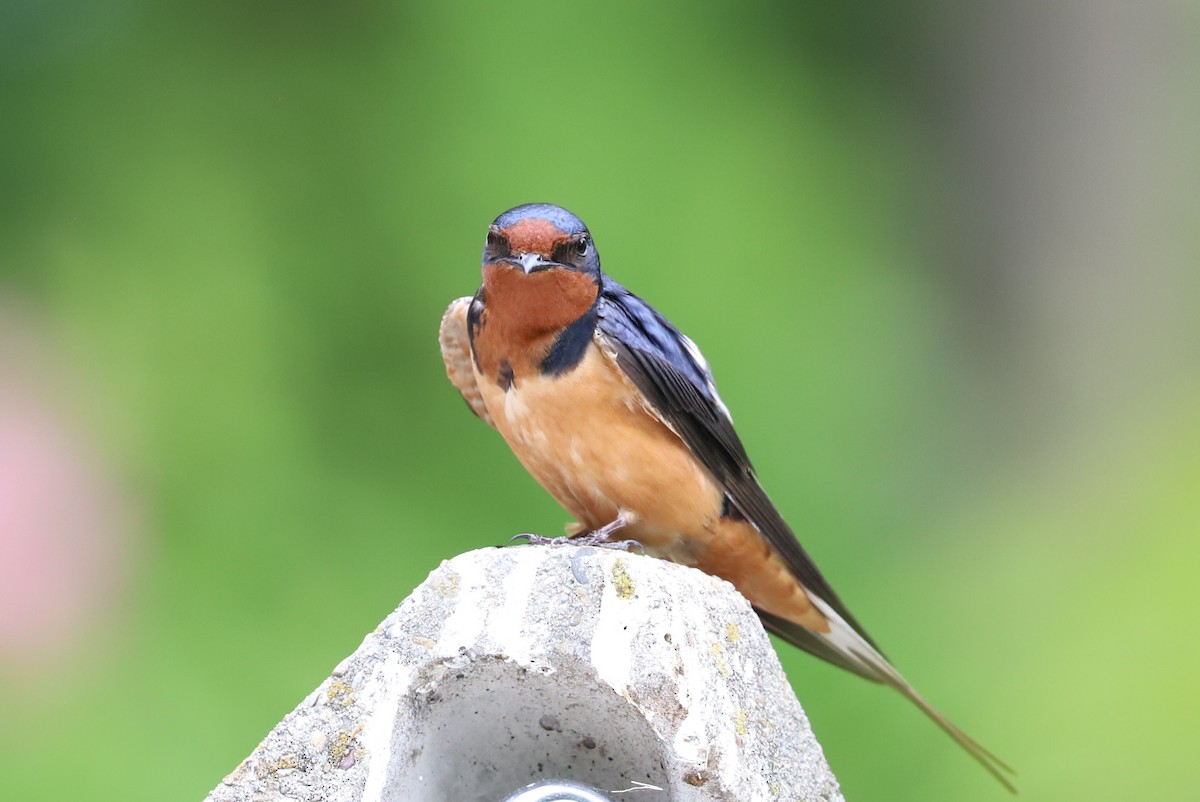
[{"left": 482, "top": 203, "right": 601, "bottom": 280}]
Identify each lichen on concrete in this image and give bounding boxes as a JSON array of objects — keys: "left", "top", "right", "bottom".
[
  {"left": 610, "top": 557, "right": 635, "bottom": 600},
  {"left": 326, "top": 679, "right": 355, "bottom": 709}
]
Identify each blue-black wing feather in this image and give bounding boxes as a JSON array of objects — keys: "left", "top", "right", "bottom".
[{"left": 597, "top": 280, "right": 880, "bottom": 652}]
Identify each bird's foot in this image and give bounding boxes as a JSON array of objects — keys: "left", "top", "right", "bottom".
[
  {"left": 569, "top": 512, "right": 645, "bottom": 553},
  {"left": 510, "top": 512, "right": 644, "bottom": 553},
  {"left": 508, "top": 533, "right": 570, "bottom": 547}
]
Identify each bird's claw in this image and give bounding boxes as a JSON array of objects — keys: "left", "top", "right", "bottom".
[
  {"left": 508, "top": 532, "right": 645, "bottom": 554},
  {"left": 607, "top": 538, "right": 646, "bottom": 555},
  {"left": 563, "top": 532, "right": 646, "bottom": 553},
  {"left": 508, "top": 533, "right": 568, "bottom": 546},
  {"left": 508, "top": 513, "right": 645, "bottom": 554}
]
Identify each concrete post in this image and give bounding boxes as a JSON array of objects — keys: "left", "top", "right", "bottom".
[{"left": 205, "top": 546, "right": 842, "bottom": 802}]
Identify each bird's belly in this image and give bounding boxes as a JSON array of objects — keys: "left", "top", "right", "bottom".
[
  {"left": 472, "top": 342, "right": 823, "bottom": 629},
  {"left": 475, "top": 344, "right": 723, "bottom": 553}
]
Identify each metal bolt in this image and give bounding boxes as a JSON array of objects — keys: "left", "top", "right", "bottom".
[{"left": 501, "top": 779, "right": 613, "bottom": 802}]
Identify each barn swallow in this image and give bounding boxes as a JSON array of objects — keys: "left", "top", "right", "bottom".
[{"left": 439, "top": 203, "right": 1015, "bottom": 791}]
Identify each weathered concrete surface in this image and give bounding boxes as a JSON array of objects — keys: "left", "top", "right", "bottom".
[{"left": 204, "top": 546, "right": 843, "bottom": 802}]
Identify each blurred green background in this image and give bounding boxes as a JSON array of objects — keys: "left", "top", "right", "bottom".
[{"left": 1, "top": 2, "right": 1197, "bottom": 800}]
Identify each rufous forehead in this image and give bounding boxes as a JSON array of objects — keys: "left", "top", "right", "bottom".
[{"left": 500, "top": 217, "right": 570, "bottom": 256}]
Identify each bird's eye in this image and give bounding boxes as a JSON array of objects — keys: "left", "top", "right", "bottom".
[
  {"left": 551, "top": 235, "right": 590, "bottom": 265},
  {"left": 485, "top": 230, "right": 509, "bottom": 258}
]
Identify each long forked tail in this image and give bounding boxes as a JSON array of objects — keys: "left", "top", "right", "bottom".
[{"left": 758, "top": 598, "right": 1018, "bottom": 794}]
